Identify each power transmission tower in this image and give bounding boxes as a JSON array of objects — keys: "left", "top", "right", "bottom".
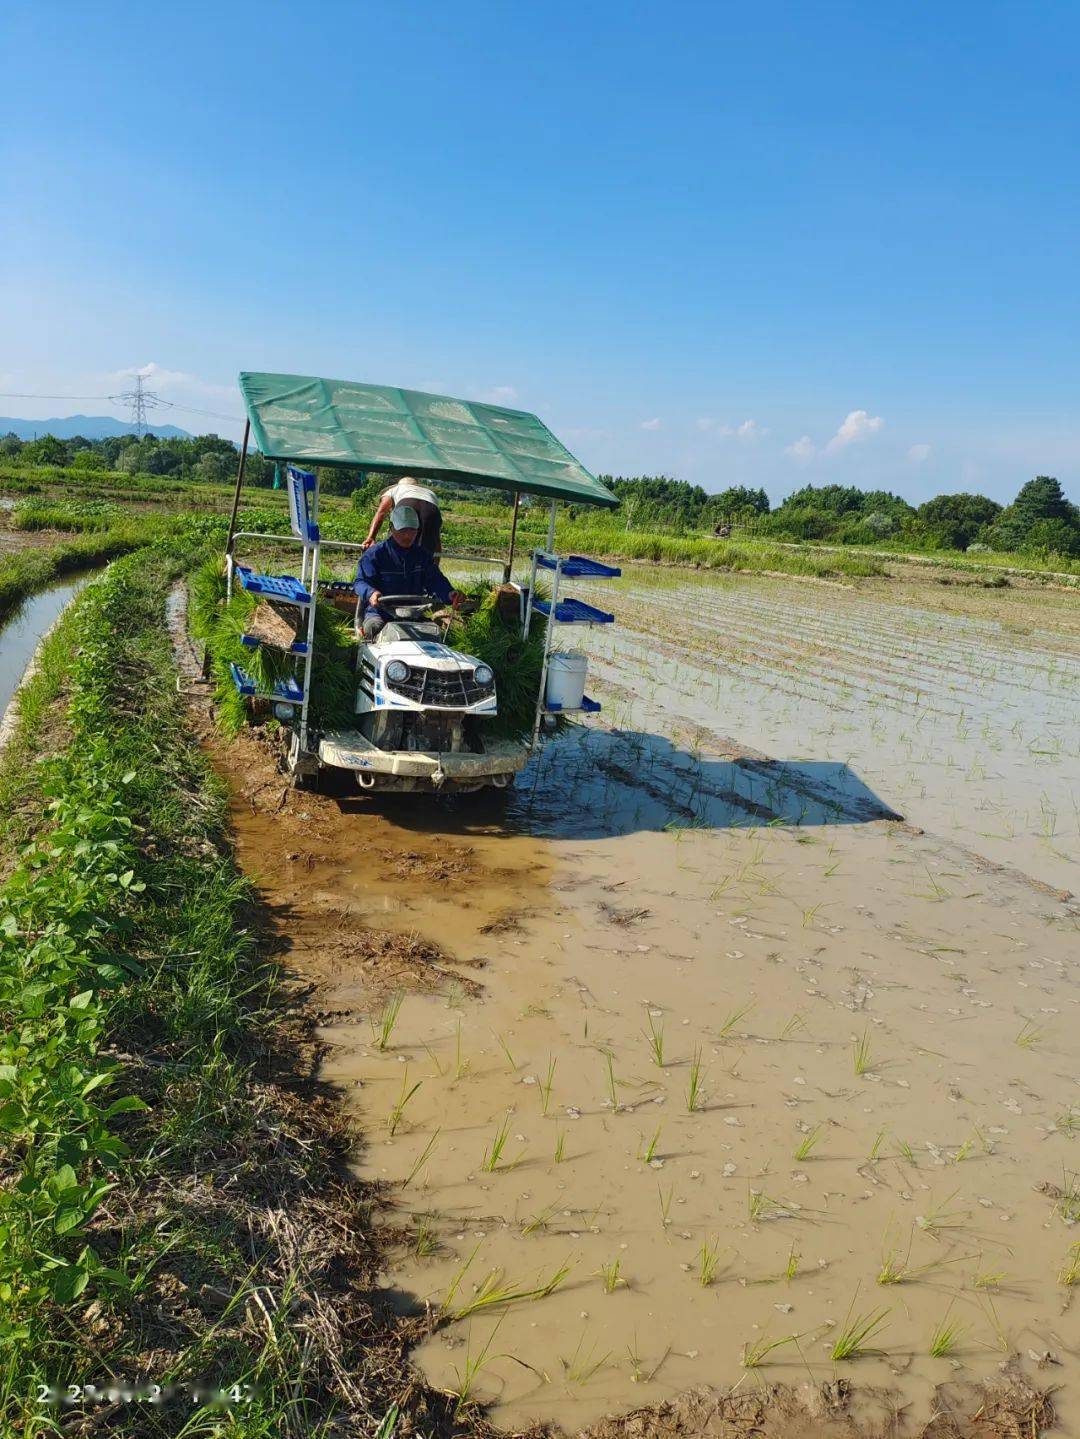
[{"left": 112, "top": 371, "right": 163, "bottom": 437}]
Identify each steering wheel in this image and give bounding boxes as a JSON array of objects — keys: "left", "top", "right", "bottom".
[{"left": 376, "top": 594, "right": 438, "bottom": 619}]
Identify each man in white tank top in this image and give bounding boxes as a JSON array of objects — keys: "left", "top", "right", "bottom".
[{"left": 363, "top": 476, "right": 442, "bottom": 554}]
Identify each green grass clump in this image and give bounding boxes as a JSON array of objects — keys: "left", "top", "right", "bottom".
[
  {"left": 446, "top": 586, "right": 553, "bottom": 741},
  {"left": 188, "top": 558, "right": 356, "bottom": 734},
  {"left": 0, "top": 555, "right": 362, "bottom": 1427}
]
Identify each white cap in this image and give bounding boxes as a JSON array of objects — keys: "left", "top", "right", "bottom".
[{"left": 390, "top": 503, "right": 419, "bottom": 530}]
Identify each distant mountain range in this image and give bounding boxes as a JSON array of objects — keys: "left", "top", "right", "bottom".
[{"left": 0, "top": 414, "right": 194, "bottom": 441}]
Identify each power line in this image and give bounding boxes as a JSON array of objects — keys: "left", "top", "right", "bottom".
[
  {"left": 0, "top": 391, "right": 113, "bottom": 401},
  {"left": 0, "top": 389, "right": 245, "bottom": 428}
]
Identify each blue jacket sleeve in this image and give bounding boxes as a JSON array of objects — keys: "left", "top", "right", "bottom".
[
  {"left": 354, "top": 550, "right": 380, "bottom": 606},
  {"left": 423, "top": 551, "right": 453, "bottom": 604}
]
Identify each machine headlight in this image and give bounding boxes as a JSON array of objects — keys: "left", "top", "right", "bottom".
[
  {"left": 385, "top": 660, "right": 410, "bottom": 683},
  {"left": 473, "top": 664, "right": 494, "bottom": 686}
]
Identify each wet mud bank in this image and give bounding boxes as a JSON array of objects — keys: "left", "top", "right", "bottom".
[{"left": 170, "top": 580, "right": 1072, "bottom": 1438}]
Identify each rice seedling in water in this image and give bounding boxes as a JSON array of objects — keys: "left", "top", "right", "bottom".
[
  {"left": 1055, "top": 1107, "right": 1079, "bottom": 1136},
  {"left": 658, "top": 1183, "right": 674, "bottom": 1226},
  {"left": 784, "top": 1245, "right": 801, "bottom": 1281},
  {"left": 928, "top": 1308, "right": 966, "bottom": 1357},
  {"left": 916, "top": 1190, "right": 969, "bottom": 1237},
  {"left": 742, "top": 1332, "right": 797, "bottom": 1368},
  {"left": 717, "top": 1000, "right": 754, "bottom": 1038},
  {"left": 1055, "top": 1170, "right": 1080, "bottom": 1223},
  {"left": 494, "top": 1031, "right": 518, "bottom": 1071},
  {"left": 601, "top": 1047, "right": 619, "bottom": 1110},
  {"left": 370, "top": 992, "right": 405, "bottom": 1050},
  {"left": 403, "top": 1127, "right": 441, "bottom": 1187},
  {"left": 686, "top": 1048, "right": 706, "bottom": 1112},
  {"left": 387, "top": 1068, "right": 422, "bottom": 1136},
  {"left": 831, "top": 1304, "right": 890, "bottom": 1360},
  {"left": 952, "top": 1127, "right": 989, "bottom": 1163},
  {"left": 699, "top": 1237, "right": 723, "bottom": 1286},
  {"left": 895, "top": 1137, "right": 916, "bottom": 1164},
  {"left": 793, "top": 1124, "right": 823, "bottom": 1161},
  {"left": 1059, "top": 1242, "right": 1080, "bottom": 1286},
  {"left": 852, "top": 1029, "right": 873, "bottom": 1076},
  {"left": 452, "top": 1319, "right": 504, "bottom": 1417},
  {"left": 868, "top": 1128, "right": 887, "bottom": 1161},
  {"left": 422, "top": 1040, "right": 446, "bottom": 1077},
  {"left": 877, "top": 1234, "right": 927, "bottom": 1285},
  {"left": 748, "top": 1186, "right": 791, "bottom": 1222},
  {"left": 481, "top": 1112, "right": 514, "bottom": 1172},
  {"left": 538, "top": 1054, "right": 557, "bottom": 1116},
  {"left": 780, "top": 1011, "right": 805, "bottom": 1040},
  {"left": 599, "top": 1257, "right": 623, "bottom": 1293},
  {"left": 643, "top": 1010, "right": 666, "bottom": 1066},
  {"left": 521, "top": 1202, "right": 558, "bottom": 1236},
  {"left": 972, "top": 1265, "right": 1006, "bottom": 1291},
  {"left": 801, "top": 903, "right": 825, "bottom": 928},
  {"left": 452, "top": 1259, "right": 571, "bottom": 1320},
  {"left": 414, "top": 1218, "right": 437, "bottom": 1258},
  {"left": 441, "top": 1243, "right": 482, "bottom": 1316},
  {"left": 563, "top": 1333, "right": 611, "bottom": 1385},
  {"left": 553, "top": 1130, "right": 566, "bottom": 1165},
  {"left": 918, "top": 866, "right": 952, "bottom": 902},
  {"left": 640, "top": 1125, "right": 662, "bottom": 1164},
  {"left": 626, "top": 1337, "right": 643, "bottom": 1383},
  {"left": 1015, "top": 1019, "right": 1044, "bottom": 1049}
]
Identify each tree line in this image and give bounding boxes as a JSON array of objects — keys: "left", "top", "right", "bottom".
[
  {"left": 3, "top": 431, "right": 1078, "bottom": 558},
  {"left": 602, "top": 474, "right": 1080, "bottom": 557}
]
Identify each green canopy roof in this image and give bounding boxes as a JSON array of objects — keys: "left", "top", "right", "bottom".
[{"left": 238, "top": 372, "right": 618, "bottom": 509}]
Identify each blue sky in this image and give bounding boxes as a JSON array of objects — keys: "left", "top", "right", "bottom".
[{"left": 3, "top": 1, "right": 1078, "bottom": 504}]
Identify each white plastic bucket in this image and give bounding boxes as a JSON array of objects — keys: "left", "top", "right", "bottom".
[{"left": 546, "top": 650, "right": 588, "bottom": 711}]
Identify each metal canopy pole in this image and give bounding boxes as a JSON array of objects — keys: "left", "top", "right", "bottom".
[
  {"left": 531, "top": 553, "right": 562, "bottom": 750},
  {"left": 298, "top": 472, "right": 320, "bottom": 758},
  {"left": 546, "top": 498, "right": 557, "bottom": 553},
  {"left": 225, "top": 419, "right": 250, "bottom": 556},
  {"left": 224, "top": 419, "right": 250, "bottom": 603},
  {"left": 503, "top": 490, "right": 521, "bottom": 582}
]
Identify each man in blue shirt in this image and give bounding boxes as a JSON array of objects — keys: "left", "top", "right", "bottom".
[{"left": 353, "top": 504, "right": 462, "bottom": 640}]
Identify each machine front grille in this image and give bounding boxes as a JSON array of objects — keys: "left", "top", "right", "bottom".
[{"left": 386, "top": 666, "right": 492, "bottom": 708}]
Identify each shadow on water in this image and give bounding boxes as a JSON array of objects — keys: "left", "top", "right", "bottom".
[{"left": 332, "top": 727, "right": 902, "bottom": 841}]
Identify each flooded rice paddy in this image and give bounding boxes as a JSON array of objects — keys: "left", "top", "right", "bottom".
[{"left": 238, "top": 566, "right": 1079, "bottom": 1432}]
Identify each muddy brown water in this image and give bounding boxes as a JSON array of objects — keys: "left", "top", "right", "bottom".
[
  {"left": 217, "top": 566, "right": 1079, "bottom": 1435},
  {"left": 0, "top": 574, "right": 88, "bottom": 723}
]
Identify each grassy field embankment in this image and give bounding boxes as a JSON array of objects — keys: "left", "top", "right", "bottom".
[
  {"left": 0, "top": 557, "right": 422, "bottom": 1435},
  {"left": 0, "top": 531, "right": 150, "bottom": 625}
]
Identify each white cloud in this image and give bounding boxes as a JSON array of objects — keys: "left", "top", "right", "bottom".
[
  {"left": 825, "top": 408, "right": 884, "bottom": 454},
  {"left": 475, "top": 384, "right": 519, "bottom": 404},
  {"left": 785, "top": 435, "right": 816, "bottom": 463},
  {"left": 737, "top": 418, "right": 767, "bottom": 442},
  {"left": 696, "top": 417, "right": 734, "bottom": 436},
  {"left": 907, "top": 443, "right": 931, "bottom": 463},
  {"left": 104, "top": 362, "right": 232, "bottom": 401},
  {"left": 640, "top": 417, "right": 662, "bottom": 431}
]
